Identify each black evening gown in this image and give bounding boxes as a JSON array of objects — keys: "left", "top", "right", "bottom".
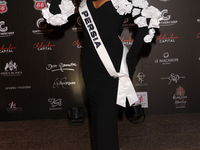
[
  {"left": 81, "top": 1, "right": 148, "bottom": 150},
  {"left": 50, "top": 0, "right": 148, "bottom": 149}
]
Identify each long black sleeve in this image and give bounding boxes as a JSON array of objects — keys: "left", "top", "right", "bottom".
[
  {"left": 126, "top": 27, "right": 149, "bottom": 78},
  {"left": 49, "top": 0, "right": 62, "bottom": 14}
]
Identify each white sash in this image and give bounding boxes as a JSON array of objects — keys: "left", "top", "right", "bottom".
[{"left": 79, "top": 0, "right": 138, "bottom": 107}]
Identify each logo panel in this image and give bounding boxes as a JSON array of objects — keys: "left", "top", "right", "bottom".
[
  {"left": 34, "top": 0, "right": 46, "bottom": 10},
  {"left": 0, "top": 1, "right": 8, "bottom": 14}
]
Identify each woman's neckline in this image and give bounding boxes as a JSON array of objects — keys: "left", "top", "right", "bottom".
[{"left": 92, "top": 0, "right": 111, "bottom": 9}]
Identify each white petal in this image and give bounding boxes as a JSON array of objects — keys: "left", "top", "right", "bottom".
[
  {"left": 149, "top": 18, "right": 160, "bottom": 28},
  {"left": 134, "top": 16, "right": 148, "bottom": 28},
  {"left": 111, "top": 0, "right": 133, "bottom": 15},
  {"left": 144, "top": 34, "right": 154, "bottom": 43},
  {"left": 149, "top": 28, "right": 155, "bottom": 35},
  {"left": 132, "top": 0, "right": 149, "bottom": 8},
  {"left": 132, "top": 8, "right": 141, "bottom": 17}
]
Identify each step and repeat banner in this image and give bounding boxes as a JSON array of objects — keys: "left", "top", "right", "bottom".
[{"left": 0, "top": 0, "right": 200, "bottom": 121}]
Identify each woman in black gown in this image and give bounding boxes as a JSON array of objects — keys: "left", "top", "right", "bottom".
[{"left": 42, "top": 0, "right": 162, "bottom": 149}]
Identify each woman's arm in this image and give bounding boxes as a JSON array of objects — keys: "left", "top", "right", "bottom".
[
  {"left": 49, "top": 0, "right": 62, "bottom": 14},
  {"left": 126, "top": 0, "right": 163, "bottom": 78},
  {"left": 126, "top": 27, "right": 148, "bottom": 78}
]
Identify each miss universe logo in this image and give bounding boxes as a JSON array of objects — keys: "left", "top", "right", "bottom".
[{"left": 0, "top": 1, "right": 8, "bottom": 14}]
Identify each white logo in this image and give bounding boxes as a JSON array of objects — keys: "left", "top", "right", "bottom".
[
  {"left": 161, "top": 73, "right": 185, "bottom": 84},
  {"left": 137, "top": 72, "right": 145, "bottom": 83},
  {"left": 7, "top": 101, "right": 23, "bottom": 112},
  {"left": 53, "top": 77, "right": 76, "bottom": 89},
  {"left": 160, "top": 9, "right": 178, "bottom": 26},
  {"left": 0, "top": 21, "right": 8, "bottom": 32},
  {"left": 32, "top": 18, "right": 53, "bottom": 34},
  {"left": 48, "top": 98, "right": 62, "bottom": 110},
  {"left": 1, "top": 60, "right": 23, "bottom": 77},
  {"left": 4, "top": 60, "right": 17, "bottom": 71},
  {"left": 135, "top": 72, "right": 148, "bottom": 86},
  {"left": 5, "top": 86, "right": 31, "bottom": 90},
  {"left": 0, "top": 21, "right": 14, "bottom": 37},
  {"left": 154, "top": 52, "right": 179, "bottom": 65},
  {"left": 36, "top": 18, "right": 47, "bottom": 29},
  {"left": 46, "top": 62, "right": 77, "bottom": 72},
  {"left": 163, "top": 52, "right": 169, "bottom": 58},
  {"left": 197, "top": 19, "right": 200, "bottom": 23},
  {"left": 161, "top": 9, "right": 171, "bottom": 21}
]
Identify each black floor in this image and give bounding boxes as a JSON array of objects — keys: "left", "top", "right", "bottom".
[{"left": 0, "top": 113, "right": 200, "bottom": 150}]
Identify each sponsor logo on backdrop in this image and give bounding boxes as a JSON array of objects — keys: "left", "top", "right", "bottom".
[
  {"left": 160, "top": 9, "right": 178, "bottom": 26},
  {"left": 0, "top": 44, "right": 17, "bottom": 53},
  {"left": 121, "top": 18, "right": 135, "bottom": 28},
  {"left": 197, "top": 19, "right": 200, "bottom": 23},
  {"left": 154, "top": 52, "right": 179, "bottom": 65},
  {"left": 135, "top": 92, "right": 148, "bottom": 108},
  {"left": 0, "top": 21, "right": 14, "bottom": 37},
  {"left": 46, "top": 62, "right": 77, "bottom": 72},
  {"left": 135, "top": 72, "right": 148, "bottom": 86},
  {"left": 33, "top": 0, "right": 46, "bottom": 10},
  {"left": 7, "top": 101, "right": 23, "bottom": 113},
  {"left": 32, "top": 18, "right": 53, "bottom": 34},
  {"left": 197, "top": 33, "right": 200, "bottom": 38},
  {"left": 156, "top": 33, "right": 179, "bottom": 43},
  {"left": 72, "top": 16, "right": 83, "bottom": 32},
  {"left": 173, "top": 86, "right": 187, "bottom": 109},
  {"left": 33, "top": 41, "right": 56, "bottom": 51},
  {"left": 159, "top": 0, "right": 170, "bottom": 2},
  {"left": 0, "top": 0, "right": 7, "bottom": 14},
  {"left": 121, "top": 36, "right": 134, "bottom": 46},
  {"left": 5, "top": 86, "right": 31, "bottom": 90},
  {"left": 161, "top": 73, "right": 185, "bottom": 84},
  {"left": 1, "top": 60, "right": 23, "bottom": 77},
  {"left": 48, "top": 98, "right": 62, "bottom": 110},
  {"left": 53, "top": 77, "right": 76, "bottom": 89},
  {"left": 72, "top": 39, "right": 83, "bottom": 48}
]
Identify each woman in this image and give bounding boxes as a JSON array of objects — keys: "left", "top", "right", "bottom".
[{"left": 42, "top": 0, "right": 162, "bottom": 149}]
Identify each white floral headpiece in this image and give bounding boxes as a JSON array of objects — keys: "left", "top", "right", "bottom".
[{"left": 42, "top": 0, "right": 75, "bottom": 26}]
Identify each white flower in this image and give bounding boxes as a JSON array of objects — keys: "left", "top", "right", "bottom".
[
  {"left": 144, "top": 34, "right": 153, "bottom": 43},
  {"left": 149, "top": 18, "right": 160, "bottom": 28},
  {"left": 134, "top": 16, "right": 148, "bottom": 28},
  {"left": 59, "top": 0, "right": 75, "bottom": 17},
  {"left": 132, "top": 8, "right": 141, "bottom": 17},
  {"left": 111, "top": 0, "right": 132, "bottom": 15},
  {"left": 141, "top": 5, "right": 162, "bottom": 19},
  {"left": 149, "top": 28, "right": 155, "bottom": 35},
  {"left": 111, "top": 0, "right": 124, "bottom": 9},
  {"left": 144, "top": 28, "right": 155, "bottom": 43},
  {"left": 132, "top": 0, "right": 149, "bottom": 9},
  {"left": 41, "top": 3, "right": 53, "bottom": 20},
  {"left": 47, "top": 14, "right": 69, "bottom": 26},
  {"left": 41, "top": 0, "right": 75, "bottom": 26}
]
